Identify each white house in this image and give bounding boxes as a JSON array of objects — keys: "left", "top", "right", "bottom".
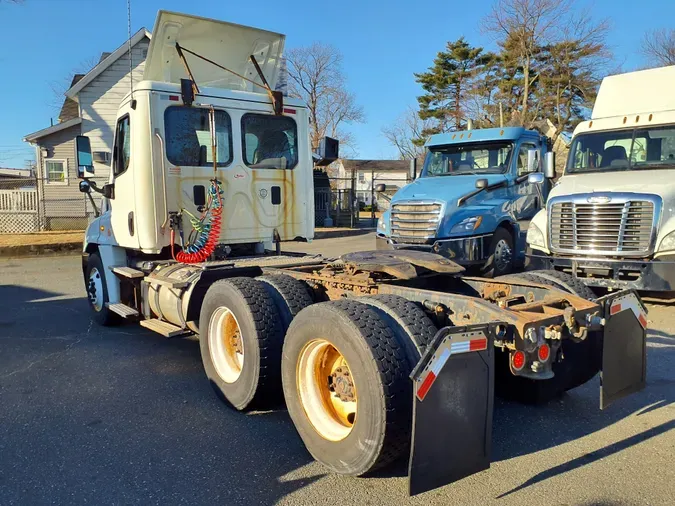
[
  {"left": 23, "top": 28, "right": 151, "bottom": 230},
  {"left": 334, "top": 159, "right": 411, "bottom": 209}
]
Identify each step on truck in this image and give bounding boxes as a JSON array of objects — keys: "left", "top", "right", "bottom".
[
  {"left": 527, "top": 65, "right": 675, "bottom": 293},
  {"left": 375, "top": 127, "right": 555, "bottom": 277},
  {"left": 78, "top": 11, "right": 649, "bottom": 495}
]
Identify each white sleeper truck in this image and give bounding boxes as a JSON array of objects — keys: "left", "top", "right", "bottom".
[
  {"left": 78, "top": 11, "right": 649, "bottom": 495},
  {"left": 527, "top": 65, "right": 675, "bottom": 293}
]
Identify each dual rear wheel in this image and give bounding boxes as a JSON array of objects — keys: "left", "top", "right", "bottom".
[{"left": 198, "top": 275, "right": 436, "bottom": 475}]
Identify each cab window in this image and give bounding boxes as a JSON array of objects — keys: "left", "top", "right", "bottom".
[
  {"left": 241, "top": 114, "right": 298, "bottom": 169},
  {"left": 113, "top": 115, "right": 130, "bottom": 177},
  {"left": 164, "top": 107, "right": 232, "bottom": 167},
  {"left": 517, "top": 143, "right": 538, "bottom": 176}
]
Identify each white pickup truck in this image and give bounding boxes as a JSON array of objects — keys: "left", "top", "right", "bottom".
[{"left": 527, "top": 65, "right": 675, "bottom": 292}]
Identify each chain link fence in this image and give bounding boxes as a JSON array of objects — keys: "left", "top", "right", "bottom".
[{"left": 0, "top": 177, "right": 105, "bottom": 234}]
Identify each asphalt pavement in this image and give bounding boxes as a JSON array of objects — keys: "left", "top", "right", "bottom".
[{"left": 0, "top": 233, "right": 673, "bottom": 505}]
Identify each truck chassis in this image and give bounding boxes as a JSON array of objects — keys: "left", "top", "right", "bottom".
[{"left": 83, "top": 247, "right": 647, "bottom": 495}]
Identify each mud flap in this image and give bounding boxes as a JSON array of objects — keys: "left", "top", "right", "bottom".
[
  {"left": 598, "top": 290, "right": 648, "bottom": 410},
  {"left": 408, "top": 323, "right": 499, "bottom": 496}
]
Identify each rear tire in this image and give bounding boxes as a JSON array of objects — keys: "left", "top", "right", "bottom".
[
  {"left": 359, "top": 295, "right": 437, "bottom": 367},
  {"left": 256, "top": 274, "right": 314, "bottom": 331},
  {"left": 524, "top": 270, "right": 596, "bottom": 300},
  {"left": 85, "top": 252, "right": 120, "bottom": 326},
  {"left": 282, "top": 300, "right": 410, "bottom": 475},
  {"left": 199, "top": 277, "right": 284, "bottom": 411},
  {"left": 483, "top": 227, "right": 514, "bottom": 278},
  {"left": 494, "top": 270, "right": 601, "bottom": 403}
]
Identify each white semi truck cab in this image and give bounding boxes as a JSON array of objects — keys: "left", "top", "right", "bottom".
[{"left": 527, "top": 65, "right": 675, "bottom": 292}]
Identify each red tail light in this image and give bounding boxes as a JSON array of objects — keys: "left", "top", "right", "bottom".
[
  {"left": 511, "top": 350, "right": 526, "bottom": 371},
  {"left": 538, "top": 344, "right": 550, "bottom": 362}
]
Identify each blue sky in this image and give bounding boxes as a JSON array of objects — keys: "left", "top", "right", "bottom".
[{"left": 0, "top": 0, "right": 673, "bottom": 168}]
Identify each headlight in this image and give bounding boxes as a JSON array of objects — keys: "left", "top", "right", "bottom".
[
  {"left": 658, "top": 230, "right": 675, "bottom": 252},
  {"left": 526, "top": 222, "right": 545, "bottom": 248},
  {"left": 451, "top": 216, "right": 483, "bottom": 234},
  {"left": 377, "top": 216, "right": 386, "bottom": 231}
]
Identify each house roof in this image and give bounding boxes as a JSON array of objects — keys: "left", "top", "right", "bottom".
[
  {"left": 58, "top": 74, "right": 85, "bottom": 122},
  {"left": 23, "top": 117, "right": 82, "bottom": 143},
  {"left": 340, "top": 159, "right": 410, "bottom": 172},
  {"left": 65, "top": 27, "right": 151, "bottom": 99},
  {"left": 0, "top": 168, "right": 32, "bottom": 178}
]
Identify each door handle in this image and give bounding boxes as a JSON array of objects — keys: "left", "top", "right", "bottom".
[
  {"left": 128, "top": 211, "right": 135, "bottom": 236},
  {"left": 154, "top": 129, "right": 169, "bottom": 228}
]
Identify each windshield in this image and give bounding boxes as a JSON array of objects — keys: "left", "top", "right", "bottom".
[
  {"left": 567, "top": 126, "right": 675, "bottom": 173},
  {"left": 423, "top": 141, "right": 513, "bottom": 176}
]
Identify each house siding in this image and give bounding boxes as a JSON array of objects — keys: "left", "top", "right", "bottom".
[
  {"left": 79, "top": 38, "right": 149, "bottom": 178},
  {"left": 35, "top": 123, "right": 93, "bottom": 226}
]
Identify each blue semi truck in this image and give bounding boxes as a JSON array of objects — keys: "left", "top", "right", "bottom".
[{"left": 376, "top": 127, "right": 555, "bottom": 276}]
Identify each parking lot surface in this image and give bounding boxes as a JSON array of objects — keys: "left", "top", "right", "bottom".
[{"left": 1, "top": 234, "right": 673, "bottom": 505}]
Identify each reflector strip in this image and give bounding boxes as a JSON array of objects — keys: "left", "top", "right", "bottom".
[
  {"left": 283, "top": 108, "right": 296, "bottom": 114},
  {"left": 416, "top": 336, "right": 488, "bottom": 401},
  {"left": 610, "top": 294, "right": 647, "bottom": 329}
]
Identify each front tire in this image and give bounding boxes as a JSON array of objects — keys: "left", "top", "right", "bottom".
[
  {"left": 282, "top": 300, "right": 410, "bottom": 475},
  {"left": 199, "top": 277, "right": 284, "bottom": 411},
  {"left": 85, "top": 252, "right": 120, "bottom": 326},
  {"left": 483, "top": 227, "right": 514, "bottom": 277}
]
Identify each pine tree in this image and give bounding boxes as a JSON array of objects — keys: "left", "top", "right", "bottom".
[{"left": 415, "top": 38, "right": 493, "bottom": 135}]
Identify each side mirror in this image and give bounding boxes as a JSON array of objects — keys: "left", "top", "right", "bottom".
[
  {"left": 544, "top": 152, "right": 556, "bottom": 179},
  {"left": 76, "top": 135, "right": 94, "bottom": 178},
  {"left": 475, "top": 178, "right": 488, "bottom": 190},
  {"left": 314, "top": 136, "right": 339, "bottom": 166},
  {"left": 528, "top": 172, "right": 545, "bottom": 185},
  {"left": 374, "top": 183, "right": 386, "bottom": 193},
  {"left": 79, "top": 180, "right": 91, "bottom": 193},
  {"left": 527, "top": 149, "right": 540, "bottom": 173},
  {"left": 102, "top": 183, "right": 114, "bottom": 199}
]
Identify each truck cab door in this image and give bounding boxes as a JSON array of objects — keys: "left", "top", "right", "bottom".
[{"left": 109, "top": 106, "right": 140, "bottom": 249}]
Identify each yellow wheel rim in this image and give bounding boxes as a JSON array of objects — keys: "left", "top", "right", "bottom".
[
  {"left": 297, "top": 339, "right": 357, "bottom": 441},
  {"left": 208, "top": 307, "right": 245, "bottom": 383}
]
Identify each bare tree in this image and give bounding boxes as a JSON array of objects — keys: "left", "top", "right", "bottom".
[
  {"left": 537, "top": 10, "right": 612, "bottom": 142},
  {"left": 382, "top": 107, "right": 436, "bottom": 160},
  {"left": 286, "top": 42, "right": 365, "bottom": 154},
  {"left": 642, "top": 29, "right": 675, "bottom": 67},
  {"left": 48, "top": 54, "right": 100, "bottom": 114},
  {"left": 483, "top": 0, "right": 570, "bottom": 125}
]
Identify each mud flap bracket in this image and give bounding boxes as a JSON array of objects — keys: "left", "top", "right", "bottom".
[
  {"left": 597, "top": 290, "right": 647, "bottom": 410},
  {"left": 408, "top": 323, "right": 499, "bottom": 496}
]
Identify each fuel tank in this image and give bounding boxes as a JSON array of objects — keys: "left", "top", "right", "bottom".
[{"left": 147, "top": 263, "right": 202, "bottom": 332}]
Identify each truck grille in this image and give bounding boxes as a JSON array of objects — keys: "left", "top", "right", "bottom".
[
  {"left": 391, "top": 202, "right": 442, "bottom": 243},
  {"left": 549, "top": 196, "right": 658, "bottom": 256}
]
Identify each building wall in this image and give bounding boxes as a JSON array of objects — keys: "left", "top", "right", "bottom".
[
  {"left": 79, "top": 38, "right": 149, "bottom": 178},
  {"left": 35, "top": 123, "right": 84, "bottom": 220}
]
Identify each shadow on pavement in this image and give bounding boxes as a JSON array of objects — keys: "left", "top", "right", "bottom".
[
  {"left": 0, "top": 284, "right": 322, "bottom": 504},
  {"left": 0, "top": 283, "right": 672, "bottom": 502}
]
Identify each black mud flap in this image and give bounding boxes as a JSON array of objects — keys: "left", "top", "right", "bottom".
[
  {"left": 408, "top": 323, "right": 499, "bottom": 496},
  {"left": 597, "top": 290, "right": 648, "bottom": 410}
]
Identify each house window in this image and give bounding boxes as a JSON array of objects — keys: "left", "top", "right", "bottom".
[
  {"left": 358, "top": 172, "right": 365, "bottom": 182},
  {"left": 45, "top": 159, "right": 67, "bottom": 184}
]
